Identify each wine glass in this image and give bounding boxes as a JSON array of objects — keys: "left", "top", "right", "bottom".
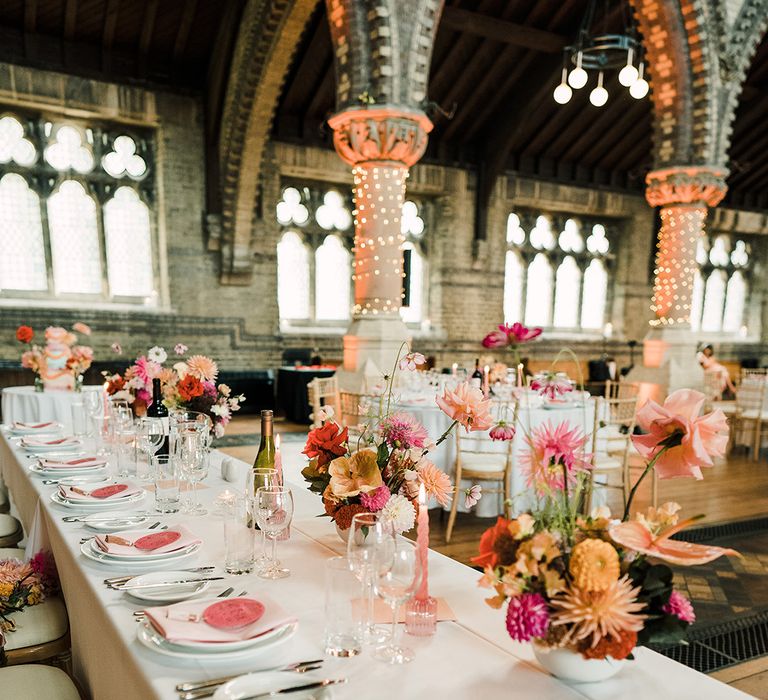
[
  {"left": 255, "top": 486, "right": 294, "bottom": 579},
  {"left": 177, "top": 427, "right": 208, "bottom": 515},
  {"left": 347, "top": 512, "right": 392, "bottom": 644},
  {"left": 84, "top": 390, "right": 102, "bottom": 438},
  {"left": 248, "top": 468, "right": 278, "bottom": 566},
  {"left": 372, "top": 539, "right": 421, "bottom": 664},
  {"left": 135, "top": 417, "right": 164, "bottom": 481}
]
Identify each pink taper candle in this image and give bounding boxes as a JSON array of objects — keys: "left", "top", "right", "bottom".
[
  {"left": 275, "top": 433, "right": 283, "bottom": 486},
  {"left": 416, "top": 483, "right": 429, "bottom": 601}
]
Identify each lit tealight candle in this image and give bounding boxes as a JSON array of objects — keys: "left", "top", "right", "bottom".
[
  {"left": 603, "top": 322, "right": 613, "bottom": 338},
  {"left": 451, "top": 362, "right": 458, "bottom": 376}
]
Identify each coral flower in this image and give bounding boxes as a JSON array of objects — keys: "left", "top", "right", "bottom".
[
  {"left": 177, "top": 374, "right": 204, "bottom": 401},
  {"left": 186, "top": 355, "right": 219, "bottom": 382},
  {"left": 379, "top": 412, "right": 429, "bottom": 449},
  {"left": 631, "top": 389, "right": 729, "bottom": 479},
  {"left": 436, "top": 380, "right": 493, "bottom": 432},
  {"left": 303, "top": 423, "right": 349, "bottom": 467},
  {"left": 328, "top": 449, "right": 383, "bottom": 499},
  {"left": 663, "top": 590, "right": 696, "bottom": 623},
  {"left": 489, "top": 422, "right": 516, "bottom": 441},
  {"left": 521, "top": 420, "right": 592, "bottom": 494},
  {"left": 609, "top": 516, "right": 739, "bottom": 566},
  {"left": 569, "top": 539, "right": 620, "bottom": 592},
  {"left": 581, "top": 629, "right": 637, "bottom": 660},
  {"left": 505, "top": 592, "right": 550, "bottom": 642},
  {"left": 72, "top": 322, "right": 91, "bottom": 336},
  {"left": 15, "top": 325, "right": 33, "bottom": 343},
  {"left": 417, "top": 459, "right": 453, "bottom": 507},
  {"left": 550, "top": 576, "right": 646, "bottom": 648},
  {"left": 471, "top": 517, "right": 516, "bottom": 569}
]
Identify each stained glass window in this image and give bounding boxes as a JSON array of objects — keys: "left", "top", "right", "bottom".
[{"left": 0, "top": 109, "right": 156, "bottom": 303}]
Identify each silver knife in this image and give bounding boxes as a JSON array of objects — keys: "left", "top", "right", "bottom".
[
  {"left": 112, "top": 577, "right": 224, "bottom": 591},
  {"left": 241, "top": 679, "right": 347, "bottom": 700}
]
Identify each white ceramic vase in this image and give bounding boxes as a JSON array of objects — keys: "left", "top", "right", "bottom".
[{"left": 533, "top": 643, "right": 626, "bottom": 683}]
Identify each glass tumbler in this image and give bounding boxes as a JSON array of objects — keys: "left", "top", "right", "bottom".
[
  {"left": 324, "top": 556, "right": 362, "bottom": 658},
  {"left": 153, "top": 455, "right": 180, "bottom": 513},
  {"left": 224, "top": 494, "right": 255, "bottom": 575}
]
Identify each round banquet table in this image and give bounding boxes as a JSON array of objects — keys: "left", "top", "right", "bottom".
[
  {"left": 391, "top": 397, "right": 596, "bottom": 518},
  {"left": 1, "top": 385, "right": 102, "bottom": 432},
  {"left": 277, "top": 366, "right": 336, "bottom": 424}
]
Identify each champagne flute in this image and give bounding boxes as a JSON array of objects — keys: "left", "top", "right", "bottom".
[
  {"left": 84, "top": 390, "right": 102, "bottom": 438},
  {"left": 248, "top": 468, "right": 278, "bottom": 565},
  {"left": 255, "top": 486, "right": 294, "bottom": 579},
  {"left": 177, "top": 428, "right": 208, "bottom": 515},
  {"left": 373, "top": 539, "right": 421, "bottom": 664},
  {"left": 347, "top": 512, "right": 392, "bottom": 644}
]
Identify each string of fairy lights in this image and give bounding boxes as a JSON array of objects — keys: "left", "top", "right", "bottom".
[
  {"left": 650, "top": 205, "right": 706, "bottom": 327},
  {"left": 350, "top": 164, "right": 408, "bottom": 316}
]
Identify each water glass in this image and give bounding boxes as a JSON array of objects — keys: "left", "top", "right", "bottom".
[
  {"left": 324, "top": 556, "right": 362, "bottom": 657},
  {"left": 248, "top": 468, "right": 278, "bottom": 564},
  {"left": 176, "top": 426, "right": 209, "bottom": 515},
  {"left": 71, "top": 400, "right": 88, "bottom": 438},
  {"left": 223, "top": 495, "right": 255, "bottom": 575},
  {"left": 373, "top": 540, "right": 421, "bottom": 664},
  {"left": 255, "top": 486, "right": 294, "bottom": 579},
  {"left": 116, "top": 428, "right": 136, "bottom": 478},
  {"left": 153, "top": 455, "right": 180, "bottom": 513},
  {"left": 136, "top": 417, "right": 164, "bottom": 482}
]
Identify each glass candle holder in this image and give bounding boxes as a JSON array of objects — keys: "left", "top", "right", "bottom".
[{"left": 404, "top": 596, "right": 437, "bottom": 637}]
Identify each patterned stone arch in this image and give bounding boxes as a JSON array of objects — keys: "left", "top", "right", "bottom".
[
  {"left": 217, "top": 0, "right": 318, "bottom": 284},
  {"left": 325, "top": 0, "right": 443, "bottom": 111}
]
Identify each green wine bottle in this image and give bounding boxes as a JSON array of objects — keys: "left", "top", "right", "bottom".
[{"left": 252, "top": 409, "right": 276, "bottom": 489}]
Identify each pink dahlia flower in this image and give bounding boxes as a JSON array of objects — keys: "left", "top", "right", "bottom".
[
  {"left": 631, "top": 389, "right": 729, "bottom": 480},
  {"left": 505, "top": 592, "right": 550, "bottom": 642},
  {"left": 663, "top": 590, "right": 695, "bottom": 623},
  {"left": 521, "top": 420, "right": 592, "bottom": 494},
  {"left": 436, "top": 381, "right": 493, "bottom": 432},
  {"left": 133, "top": 356, "right": 160, "bottom": 386},
  {"left": 489, "top": 422, "right": 516, "bottom": 441},
  {"left": 380, "top": 412, "right": 429, "bottom": 449},
  {"left": 360, "top": 485, "right": 391, "bottom": 512}
]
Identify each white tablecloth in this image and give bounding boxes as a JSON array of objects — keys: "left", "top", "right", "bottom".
[
  {"left": 392, "top": 400, "right": 595, "bottom": 517},
  {"left": 0, "top": 434, "right": 749, "bottom": 700},
  {"left": 1, "top": 385, "right": 102, "bottom": 432}
]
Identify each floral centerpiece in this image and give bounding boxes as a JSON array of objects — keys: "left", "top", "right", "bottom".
[
  {"left": 15, "top": 322, "right": 94, "bottom": 391},
  {"left": 301, "top": 346, "right": 510, "bottom": 535},
  {"left": 103, "top": 344, "right": 244, "bottom": 437},
  {"left": 473, "top": 389, "right": 737, "bottom": 681},
  {"left": 0, "top": 550, "right": 59, "bottom": 641}
]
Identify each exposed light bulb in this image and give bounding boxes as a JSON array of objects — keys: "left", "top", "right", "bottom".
[
  {"left": 589, "top": 71, "right": 608, "bottom": 107},
  {"left": 568, "top": 52, "right": 588, "bottom": 89},
  {"left": 618, "top": 48, "right": 638, "bottom": 87},
  {"left": 553, "top": 67, "right": 572, "bottom": 104},
  {"left": 630, "top": 62, "right": 649, "bottom": 99}
]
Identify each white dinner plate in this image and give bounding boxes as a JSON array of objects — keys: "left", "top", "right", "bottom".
[
  {"left": 22, "top": 439, "right": 82, "bottom": 453},
  {"left": 79, "top": 539, "right": 200, "bottom": 569},
  {"left": 136, "top": 618, "right": 296, "bottom": 662},
  {"left": 215, "top": 671, "right": 332, "bottom": 700},
  {"left": 120, "top": 570, "right": 212, "bottom": 604},
  {"left": 8, "top": 423, "right": 63, "bottom": 436},
  {"left": 81, "top": 511, "right": 154, "bottom": 531},
  {"left": 86, "top": 531, "right": 198, "bottom": 562},
  {"left": 51, "top": 489, "right": 146, "bottom": 510},
  {"left": 29, "top": 462, "right": 107, "bottom": 478}
]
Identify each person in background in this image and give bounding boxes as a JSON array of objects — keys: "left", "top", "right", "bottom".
[{"left": 697, "top": 345, "right": 736, "bottom": 397}]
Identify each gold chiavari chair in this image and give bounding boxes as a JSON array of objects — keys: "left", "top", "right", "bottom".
[
  {"left": 740, "top": 367, "right": 768, "bottom": 383},
  {"left": 445, "top": 400, "right": 517, "bottom": 544},
  {"left": 307, "top": 376, "right": 341, "bottom": 427},
  {"left": 587, "top": 396, "right": 639, "bottom": 513},
  {"left": 604, "top": 379, "right": 640, "bottom": 400}
]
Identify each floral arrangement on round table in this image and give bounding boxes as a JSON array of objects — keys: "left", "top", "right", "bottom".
[
  {"left": 15, "top": 322, "right": 94, "bottom": 391},
  {"left": 301, "top": 346, "right": 514, "bottom": 534},
  {"left": 0, "top": 550, "right": 59, "bottom": 640},
  {"left": 473, "top": 388, "right": 738, "bottom": 680},
  {"left": 103, "top": 344, "right": 244, "bottom": 437}
]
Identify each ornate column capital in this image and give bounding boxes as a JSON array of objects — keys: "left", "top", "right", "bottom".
[
  {"left": 645, "top": 166, "right": 728, "bottom": 208},
  {"left": 327, "top": 106, "right": 433, "bottom": 168}
]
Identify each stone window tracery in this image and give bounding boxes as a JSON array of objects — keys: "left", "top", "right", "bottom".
[
  {"left": 690, "top": 234, "right": 751, "bottom": 333},
  {"left": 0, "top": 108, "right": 156, "bottom": 304},
  {"left": 504, "top": 212, "right": 613, "bottom": 330}
]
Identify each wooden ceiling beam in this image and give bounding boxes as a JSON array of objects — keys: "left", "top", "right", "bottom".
[
  {"left": 729, "top": 157, "right": 768, "bottom": 193},
  {"left": 585, "top": 102, "right": 651, "bottom": 169},
  {"left": 24, "top": 0, "right": 37, "bottom": 34},
  {"left": 440, "top": 5, "right": 568, "bottom": 53},
  {"left": 64, "top": 0, "right": 78, "bottom": 41},
  {"left": 173, "top": 0, "right": 198, "bottom": 64},
  {"left": 138, "top": 0, "right": 158, "bottom": 57},
  {"left": 102, "top": 0, "right": 119, "bottom": 72}
]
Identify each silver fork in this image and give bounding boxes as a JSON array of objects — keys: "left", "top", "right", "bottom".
[
  {"left": 134, "top": 586, "right": 235, "bottom": 619},
  {"left": 104, "top": 566, "right": 214, "bottom": 586},
  {"left": 176, "top": 662, "right": 325, "bottom": 700}
]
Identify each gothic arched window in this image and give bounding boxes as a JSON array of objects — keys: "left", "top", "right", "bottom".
[
  {"left": 277, "top": 231, "right": 311, "bottom": 321},
  {"left": 315, "top": 234, "right": 351, "bottom": 321}
]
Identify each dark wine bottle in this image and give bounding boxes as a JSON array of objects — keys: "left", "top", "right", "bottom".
[
  {"left": 146, "top": 377, "right": 169, "bottom": 456},
  {"left": 471, "top": 358, "right": 483, "bottom": 387}
]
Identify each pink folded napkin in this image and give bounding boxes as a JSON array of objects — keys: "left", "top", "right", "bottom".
[
  {"left": 145, "top": 595, "right": 296, "bottom": 644},
  {"left": 58, "top": 481, "right": 142, "bottom": 502},
  {"left": 94, "top": 525, "right": 200, "bottom": 556},
  {"left": 22, "top": 436, "right": 80, "bottom": 448},
  {"left": 40, "top": 456, "right": 107, "bottom": 470},
  {"left": 13, "top": 421, "right": 58, "bottom": 430}
]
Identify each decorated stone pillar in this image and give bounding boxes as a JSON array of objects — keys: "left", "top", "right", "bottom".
[
  {"left": 328, "top": 107, "right": 432, "bottom": 379},
  {"left": 632, "top": 167, "right": 728, "bottom": 396}
]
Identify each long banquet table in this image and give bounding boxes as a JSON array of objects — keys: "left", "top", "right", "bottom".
[{"left": 0, "top": 433, "right": 750, "bottom": 700}]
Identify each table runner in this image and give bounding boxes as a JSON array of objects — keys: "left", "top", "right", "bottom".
[{"left": 0, "top": 434, "right": 749, "bottom": 700}]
